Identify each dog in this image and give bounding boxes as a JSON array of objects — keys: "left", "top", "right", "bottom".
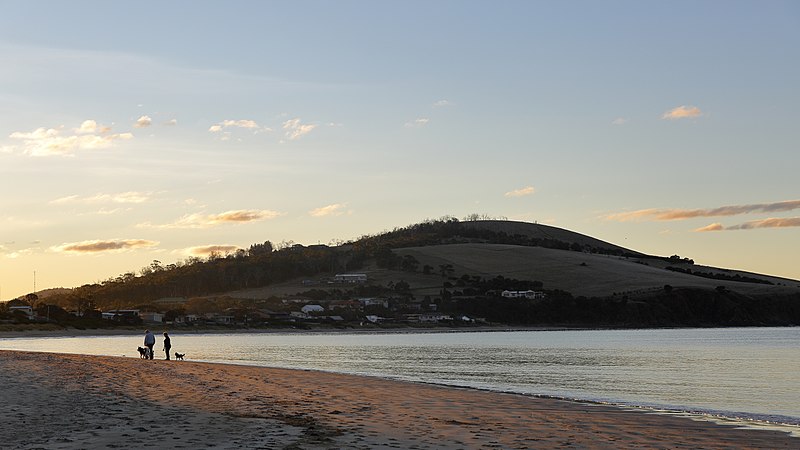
[
  {"left": 137, "top": 346, "right": 149, "bottom": 359},
  {"left": 175, "top": 352, "right": 185, "bottom": 361}
]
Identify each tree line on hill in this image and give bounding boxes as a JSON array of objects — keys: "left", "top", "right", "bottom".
[{"left": 17, "top": 217, "right": 797, "bottom": 328}]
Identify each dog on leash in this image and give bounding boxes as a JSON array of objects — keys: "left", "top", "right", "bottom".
[
  {"left": 137, "top": 346, "right": 149, "bottom": 359},
  {"left": 175, "top": 352, "right": 185, "bottom": 361}
]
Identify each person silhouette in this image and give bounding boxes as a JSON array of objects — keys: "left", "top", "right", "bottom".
[
  {"left": 143, "top": 330, "right": 155, "bottom": 360},
  {"left": 163, "top": 332, "right": 171, "bottom": 360}
]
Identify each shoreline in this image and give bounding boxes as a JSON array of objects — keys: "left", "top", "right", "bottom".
[
  {"left": 0, "top": 324, "right": 582, "bottom": 339},
  {"left": 1, "top": 350, "right": 796, "bottom": 449},
  {"left": 1, "top": 323, "right": 797, "bottom": 340}
]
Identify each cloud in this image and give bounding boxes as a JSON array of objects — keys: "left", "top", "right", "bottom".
[
  {"left": 51, "top": 191, "right": 152, "bottom": 205},
  {"left": 504, "top": 186, "right": 536, "bottom": 198},
  {"left": 605, "top": 200, "right": 800, "bottom": 222},
  {"left": 6, "top": 121, "right": 133, "bottom": 156},
  {"left": 433, "top": 100, "right": 452, "bottom": 107},
  {"left": 141, "top": 209, "right": 284, "bottom": 229},
  {"left": 52, "top": 239, "right": 158, "bottom": 253},
  {"left": 75, "top": 120, "right": 110, "bottom": 134},
  {"left": 282, "top": 118, "right": 317, "bottom": 140},
  {"left": 309, "top": 203, "right": 349, "bottom": 217},
  {"left": 662, "top": 105, "right": 702, "bottom": 120},
  {"left": 728, "top": 217, "right": 800, "bottom": 230},
  {"left": 2, "top": 247, "right": 35, "bottom": 259},
  {"left": 611, "top": 117, "right": 627, "bottom": 125},
  {"left": 184, "top": 245, "right": 241, "bottom": 258},
  {"left": 164, "top": 119, "right": 178, "bottom": 126},
  {"left": 134, "top": 115, "right": 152, "bottom": 128},
  {"left": 694, "top": 223, "right": 724, "bottom": 232},
  {"left": 404, "top": 118, "right": 429, "bottom": 128},
  {"left": 209, "top": 119, "right": 265, "bottom": 134}
]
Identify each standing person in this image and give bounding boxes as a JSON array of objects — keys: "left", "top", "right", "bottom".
[
  {"left": 163, "top": 332, "right": 171, "bottom": 360},
  {"left": 143, "top": 330, "right": 155, "bottom": 360}
]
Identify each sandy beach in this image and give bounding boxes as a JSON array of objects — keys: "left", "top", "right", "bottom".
[{"left": 0, "top": 350, "right": 796, "bottom": 449}]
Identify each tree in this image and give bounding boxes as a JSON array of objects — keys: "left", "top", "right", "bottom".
[
  {"left": 438, "top": 264, "right": 454, "bottom": 278},
  {"left": 400, "top": 255, "right": 420, "bottom": 272}
]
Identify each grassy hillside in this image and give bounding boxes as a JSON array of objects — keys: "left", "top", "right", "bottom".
[{"left": 393, "top": 243, "right": 799, "bottom": 297}]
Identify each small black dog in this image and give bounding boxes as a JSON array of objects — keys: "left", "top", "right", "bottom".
[
  {"left": 137, "top": 346, "right": 149, "bottom": 359},
  {"left": 175, "top": 352, "right": 185, "bottom": 361}
]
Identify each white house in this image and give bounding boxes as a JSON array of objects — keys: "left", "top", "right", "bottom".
[
  {"left": 357, "top": 298, "right": 388, "bottom": 308},
  {"left": 418, "top": 313, "right": 452, "bottom": 323},
  {"left": 139, "top": 312, "right": 164, "bottom": 323},
  {"left": 301, "top": 304, "right": 325, "bottom": 314},
  {"left": 9, "top": 305, "right": 35, "bottom": 320},
  {"left": 333, "top": 273, "right": 368, "bottom": 283},
  {"left": 501, "top": 290, "right": 545, "bottom": 299}
]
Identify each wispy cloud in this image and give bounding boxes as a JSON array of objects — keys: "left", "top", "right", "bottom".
[
  {"left": 1, "top": 246, "right": 35, "bottom": 259},
  {"left": 697, "top": 217, "right": 800, "bottom": 232},
  {"left": 433, "top": 100, "right": 452, "bottom": 107},
  {"left": 184, "top": 244, "right": 241, "bottom": 257},
  {"left": 282, "top": 118, "right": 316, "bottom": 141},
  {"left": 662, "top": 105, "right": 702, "bottom": 120},
  {"left": 404, "top": 118, "right": 429, "bottom": 128},
  {"left": 309, "top": 203, "right": 349, "bottom": 217},
  {"left": 208, "top": 119, "right": 266, "bottom": 133},
  {"left": 694, "top": 223, "right": 725, "bottom": 232},
  {"left": 51, "top": 191, "right": 152, "bottom": 205},
  {"left": 605, "top": 200, "right": 800, "bottom": 222},
  {"left": 52, "top": 239, "right": 158, "bottom": 253},
  {"left": 134, "top": 115, "right": 152, "bottom": 128},
  {"left": 140, "top": 209, "right": 284, "bottom": 229},
  {"left": 611, "top": 117, "right": 628, "bottom": 125},
  {"left": 164, "top": 119, "right": 178, "bottom": 126},
  {"left": 6, "top": 121, "right": 133, "bottom": 156},
  {"left": 504, "top": 186, "right": 536, "bottom": 198}
]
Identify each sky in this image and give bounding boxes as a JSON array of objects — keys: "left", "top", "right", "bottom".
[{"left": 1, "top": 1, "right": 798, "bottom": 300}]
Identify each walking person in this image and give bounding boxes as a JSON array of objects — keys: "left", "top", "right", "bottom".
[
  {"left": 143, "top": 330, "right": 155, "bottom": 360},
  {"left": 163, "top": 332, "right": 171, "bottom": 360}
]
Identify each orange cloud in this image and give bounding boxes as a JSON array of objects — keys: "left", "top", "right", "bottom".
[
  {"left": 53, "top": 239, "right": 158, "bottom": 253},
  {"left": 141, "top": 209, "right": 284, "bottom": 229},
  {"left": 310, "top": 203, "right": 348, "bottom": 217},
  {"left": 7, "top": 122, "right": 133, "bottom": 156},
  {"left": 504, "top": 186, "right": 536, "bottom": 198},
  {"left": 662, "top": 105, "right": 702, "bottom": 120},
  {"left": 694, "top": 223, "right": 724, "bottom": 232},
  {"left": 728, "top": 217, "right": 800, "bottom": 230},
  {"left": 606, "top": 200, "right": 800, "bottom": 222}
]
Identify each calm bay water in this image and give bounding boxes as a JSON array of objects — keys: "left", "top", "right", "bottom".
[{"left": 2, "top": 327, "right": 798, "bottom": 433}]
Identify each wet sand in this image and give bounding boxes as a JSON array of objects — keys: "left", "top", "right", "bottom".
[{"left": 0, "top": 350, "right": 795, "bottom": 449}]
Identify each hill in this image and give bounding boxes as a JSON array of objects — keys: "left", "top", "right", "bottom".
[{"left": 21, "top": 218, "right": 800, "bottom": 328}]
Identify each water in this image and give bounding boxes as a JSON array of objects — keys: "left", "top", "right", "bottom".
[{"left": 2, "top": 327, "right": 798, "bottom": 434}]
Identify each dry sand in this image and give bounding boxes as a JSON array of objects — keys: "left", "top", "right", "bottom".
[{"left": 0, "top": 350, "right": 796, "bottom": 449}]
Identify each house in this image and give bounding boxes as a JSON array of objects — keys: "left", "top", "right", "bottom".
[
  {"left": 139, "top": 312, "right": 164, "bottom": 323},
  {"left": 203, "top": 313, "right": 235, "bottom": 325},
  {"left": 418, "top": 313, "right": 453, "bottom": 323},
  {"left": 301, "top": 304, "right": 325, "bottom": 314},
  {"left": 333, "top": 273, "right": 368, "bottom": 283},
  {"left": 172, "top": 314, "right": 199, "bottom": 325},
  {"left": 357, "top": 298, "right": 388, "bottom": 308},
  {"left": 329, "top": 300, "right": 362, "bottom": 311},
  {"left": 9, "top": 305, "right": 35, "bottom": 320},
  {"left": 102, "top": 309, "right": 140, "bottom": 321},
  {"left": 501, "top": 290, "right": 546, "bottom": 300}
]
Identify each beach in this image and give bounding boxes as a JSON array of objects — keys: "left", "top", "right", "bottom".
[{"left": 0, "top": 350, "right": 796, "bottom": 449}]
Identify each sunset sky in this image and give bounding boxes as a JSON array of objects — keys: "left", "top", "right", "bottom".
[{"left": 1, "top": 1, "right": 798, "bottom": 299}]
